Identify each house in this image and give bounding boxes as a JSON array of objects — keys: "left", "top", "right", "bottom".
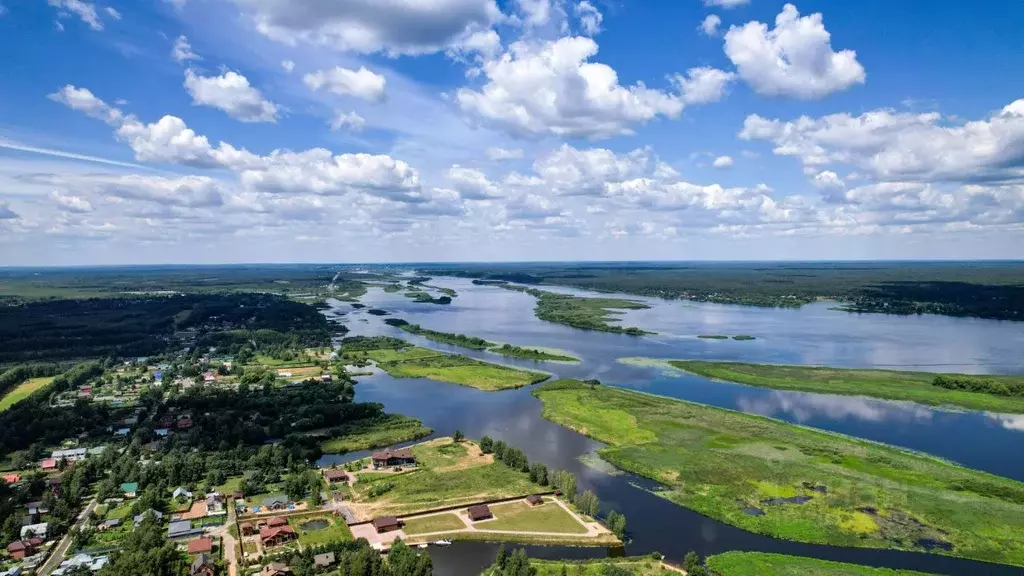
[
  {"left": 168, "top": 520, "right": 199, "bottom": 539},
  {"left": 205, "top": 492, "right": 225, "bottom": 515},
  {"left": 266, "top": 517, "right": 288, "bottom": 528},
  {"left": 313, "top": 552, "right": 336, "bottom": 569},
  {"left": 526, "top": 495, "right": 544, "bottom": 506},
  {"left": 40, "top": 459, "right": 57, "bottom": 472},
  {"left": 260, "top": 563, "right": 292, "bottom": 576},
  {"left": 191, "top": 553, "right": 216, "bottom": 576},
  {"left": 467, "top": 505, "right": 492, "bottom": 522},
  {"left": 0, "top": 567, "right": 22, "bottom": 576},
  {"left": 100, "top": 518, "right": 121, "bottom": 530},
  {"left": 187, "top": 537, "right": 213, "bottom": 554},
  {"left": 20, "top": 523, "right": 48, "bottom": 540},
  {"left": 120, "top": 482, "right": 139, "bottom": 498},
  {"left": 78, "top": 386, "right": 93, "bottom": 398},
  {"left": 322, "top": 469, "right": 348, "bottom": 483},
  {"left": 52, "top": 554, "right": 109, "bottom": 575},
  {"left": 259, "top": 526, "right": 296, "bottom": 547},
  {"left": 155, "top": 428, "right": 170, "bottom": 437},
  {"left": 25, "top": 502, "right": 47, "bottom": 515},
  {"left": 51, "top": 448, "right": 88, "bottom": 462},
  {"left": 202, "top": 371, "right": 216, "bottom": 383},
  {"left": 177, "top": 418, "right": 194, "bottom": 430},
  {"left": 371, "top": 516, "right": 401, "bottom": 533},
  {"left": 371, "top": 448, "right": 416, "bottom": 469},
  {"left": 239, "top": 522, "right": 257, "bottom": 536},
  {"left": 173, "top": 487, "right": 193, "bottom": 501},
  {"left": 114, "top": 428, "right": 131, "bottom": 437},
  {"left": 134, "top": 509, "right": 163, "bottom": 526},
  {"left": 6, "top": 541, "right": 34, "bottom": 559},
  {"left": 263, "top": 496, "right": 290, "bottom": 510},
  {"left": 2, "top": 474, "right": 21, "bottom": 485}
]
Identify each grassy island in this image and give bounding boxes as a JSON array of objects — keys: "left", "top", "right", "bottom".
[
  {"left": 385, "top": 318, "right": 495, "bottom": 350},
  {"left": 488, "top": 343, "right": 580, "bottom": 363},
  {"left": 665, "top": 360, "right": 1024, "bottom": 414},
  {"left": 497, "top": 284, "right": 652, "bottom": 335},
  {"left": 483, "top": 556, "right": 677, "bottom": 576},
  {"left": 706, "top": 552, "right": 935, "bottom": 576},
  {"left": 532, "top": 379, "right": 1024, "bottom": 566},
  {"left": 340, "top": 337, "right": 549, "bottom": 391}
]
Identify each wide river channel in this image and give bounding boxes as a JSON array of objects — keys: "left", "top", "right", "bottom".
[{"left": 320, "top": 277, "right": 1024, "bottom": 576}]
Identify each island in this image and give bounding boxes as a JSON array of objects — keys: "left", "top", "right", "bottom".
[
  {"left": 384, "top": 319, "right": 580, "bottom": 362},
  {"left": 706, "top": 552, "right": 936, "bottom": 576},
  {"left": 497, "top": 284, "right": 652, "bottom": 335}
]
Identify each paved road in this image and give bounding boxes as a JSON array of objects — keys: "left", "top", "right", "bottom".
[
  {"left": 214, "top": 501, "right": 240, "bottom": 576},
  {"left": 39, "top": 497, "right": 98, "bottom": 575}
]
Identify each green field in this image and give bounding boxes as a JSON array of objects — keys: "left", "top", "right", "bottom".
[
  {"left": 358, "top": 345, "right": 549, "bottom": 391},
  {"left": 665, "top": 360, "right": 1024, "bottom": 414},
  {"left": 319, "top": 414, "right": 433, "bottom": 454},
  {"left": 706, "top": 552, "right": 936, "bottom": 575},
  {"left": 351, "top": 440, "right": 537, "bottom": 516},
  {"left": 532, "top": 379, "right": 1024, "bottom": 566},
  {"left": 483, "top": 556, "right": 675, "bottom": 576},
  {"left": 401, "top": 512, "right": 467, "bottom": 535},
  {"left": 488, "top": 344, "right": 580, "bottom": 363},
  {"left": 288, "top": 514, "right": 352, "bottom": 546},
  {"left": 482, "top": 500, "right": 587, "bottom": 534},
  {"left": 0, "top": 377, "right": 54, "bottom": 411},
  {"left": 497, "top": 284, "right": 652, "bottom": 335}
]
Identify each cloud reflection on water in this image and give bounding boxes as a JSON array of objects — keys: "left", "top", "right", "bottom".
[{"left": 736, "top": 390, "right": 934, "bottom": 424}]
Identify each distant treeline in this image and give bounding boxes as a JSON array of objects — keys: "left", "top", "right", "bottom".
[{"left": 933, "top": 375, "right": 1024, "bottom": 398}]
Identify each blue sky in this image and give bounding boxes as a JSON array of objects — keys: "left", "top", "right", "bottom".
[{"left": 1, "top": 0, "right": 1023, "bottom": 265}]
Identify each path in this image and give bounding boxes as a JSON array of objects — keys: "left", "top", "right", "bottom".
[
  {"left": 214, "top": 500, "right": 240, "bottom": 576},
  {"left": 39, "top": 497, "right": 97, "bottom": 575}
]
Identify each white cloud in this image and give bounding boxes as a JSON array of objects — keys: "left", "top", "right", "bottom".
[
  {"left": 329, "top": 111, "right": 366, "bottom": 132},
  {"left": 812, "top": 170, "right": 845, "bottom": 189},
  {"left": 516, "top": 0, "right": 554, "bottom": 27},
  {"left": 533, "top": 144, "right": 652, "bottom": 195},
  {"left": 487, "top": 147, "right": 524, "bottom": 161},
  {"left": 47, "top": 0, "right": 103, "bottom": 30},
  {"left": 281, "top": 60, "right": 295, "bottom": 73},
  {"left": 705, "top": 0, "right": 749, "bottom": 8},
  {"left": 104, "top": 6, "right": 120, "bottom": 19},
  {"left": 740, "top": 98, "right": 1024, "bottom": 184},
  {"left": 303, "top": 66, "right": 387, "bottom": 102},
  {"left": 446, "top": 165, "right": 502, "bottom": 199},
  {"left": 575, "top": 1, "right": 603, "bottom": 36},
  {"left": 675, "top": 66, "right": 735, "bottom": 104},
  {"left": 172, "top": 35, "right": 201, "bottom": 63},
  {"left": 724, "top": 4, "right": 865, "bottom": 99},
  {"left": 184, "top": 69, "right": 279, "bottom": 123},
  {"left": 457, "top": 36, "right": 684, "bottom": 139},
  {"left": 51, "top": 191, "right": 94, "bottom": 213},
  {"left": 712, "top": 155, "right": 734, "bottom": 168},
  {"left": 47, "top": 85, "right": 123, "bottom": 125},
  {"left": 231, "top": 0, "right": 502, "bottom": 56},
  {"left": 700, "top": 14, "right": 721, "bottom": 36}
]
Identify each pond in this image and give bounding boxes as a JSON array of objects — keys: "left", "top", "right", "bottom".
[
  {"left": 300, "top": 519, "right": 331, "bottom": 531},
  {"left": 321, "top": 278, "right": 1024, "bottom": 576}
]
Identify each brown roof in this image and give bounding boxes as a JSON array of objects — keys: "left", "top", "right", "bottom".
[
  {"left": 7, "top": 541, "right": 25, "bottom": 552},
  {"left": 259, "top": 526, "right": 295, "bottom": 542},
  {"left": 371, "top": 448, "right": 413, "bottom": 460},
  {"left": 467, "top": 504, "right": 492, "bottom": 521},
  {"left": 267, "top": 517, "right": 287, "bottom": 527},
  {"left": 323, "top": 469, "right": 348, "bottom": 482},
  {"left": 371, "top": 516, "right": 400, "bottom": 530},
  {"left": 526, "top": 495, "right": 543, "bottom": 505},
  {"left": 27, "top": 537, "right": 44, "bottom": 547},
  {"left": 187, "top": 537, "right": 213, "bottom": 554}
]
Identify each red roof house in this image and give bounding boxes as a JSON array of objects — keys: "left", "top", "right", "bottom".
[
  {"left": 40, "top": 459, "right": 57, "bottom": 471},
  {"left": 187, "top": 536, "right": 213, "bottom": 554}
]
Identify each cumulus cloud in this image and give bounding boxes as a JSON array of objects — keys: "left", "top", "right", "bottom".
[
  {"left": 231, "top": 0, "right": 501, "bottom": 56},
  {"left": 446, "top": 165, "right": 503, "bottom": 199},
  {"left": 675, "top": 66, "right": 735, "bottom": 104},
  {"left": 487, "top": 147, "right": 524, "bottom": 161},
  {"left": 303, "top": 66, "right": 387, "bottom": 102},
  {"left": 700, "top": 14, "right": 721, "bottom": 36},
  {"left": 457, "top": 37, "right": 684, "bottom": 139},
  {"left": 740, "top": 98, "right": 1024, "bottom": 184},
  {"left": 47, "top": 0, "right": 103, "bottom": 30},
  {"left": 724, "top": 4, "right": 865, "bottom": 99},
  {"left": 47, "top": 85, "right": 123, "bottom": 125},
  {"left": 281, "top": 60, "right": 295, "bottom": 72},
  {"left": 533, "top": 144, "right": 652, "bottom": 195},
  {"left": 575, "top": 1, "right": 603, "bottom": 36},
  {"left": 172, "top": 35, "right": 201, "bottom": 62},
  {"left": 329, "top": 111, "right": 366, "bottom": 132},
  {"left": 812, "top": 170, "right": 845, "bottom": 189},
  {"left": 712, "top": 155, "right": 734, "bottom": 168},
  {"left": 184, "top": 69, "right": 279, "bottom": 123},
  {"left": 51, "top": 191, "right": 94, "bottom": 213}
]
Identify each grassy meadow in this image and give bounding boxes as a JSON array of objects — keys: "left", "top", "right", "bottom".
[
  {"left": 401, "top": 512, "right": 467, "bottom": 535},
  {"left": 483, "top": 556, "right": 676, "bottom": 576},
  {"left": 288, "top": 514, "right": 352, "bottom": 547},
  {"left": 532, "top": 379, "right": 1024, "bottom": 566},
  {"left": 319, "top": 414, "right": 433, "bottom": 454},
  {"left": 488, "top": 343, "right": 580, "bottom": 363},
  {"left": 706, "top": 552, "right": 936, "bottom": 576},
  {"left": 0, "top": 376, "right": 54, "bottom": 412},
  {"left": 357, "top": 344, "right": 549, "bottom": 391},
  {"left": 482, "top": 500, "right": 588, "bottom": 533},
  {"left": 668, "top": 360, "right": 1024, "bottom": 413}
]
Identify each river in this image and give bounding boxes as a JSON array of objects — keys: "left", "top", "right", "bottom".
[{"left": 321, "top": 277, "right": 1024, "bottom": 576}]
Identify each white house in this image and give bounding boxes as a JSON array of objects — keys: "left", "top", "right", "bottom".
[
  {"left": 52, "top": 554, "right": 108, "bottom": 575},
  {"left": 20, "top": 523, "right": 47, "bottom": 540},
  {"left": 51, "top": 448, "right": 87, "bottom": 462},
  {"left": 172, "top": 487, "right": 192, "bottom": 500}
]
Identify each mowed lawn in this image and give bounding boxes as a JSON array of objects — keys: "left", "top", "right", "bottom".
[
  {"left": 401, "top": 513, "right": 467, "bottom": 535},
  {"left": 533, "top": 379, "right": 1024, "bottom": 567},
  {"left": 668, "top": 360, "right": 1024, "bottom": 414},
  {"left": 707, "top": 552, "right": 937, "bottom": 576},
  {"left": 362, "top": 345, "right": 549, "bottom": 391},
  {"left": 0, "top": 377, "right": 54, "bottom": 411},
  {"left": 482, "top": 500, "right": 588, "bottom": 534},
  {"left": 288, "top": 514, "right": 352, "bottom": 546}
]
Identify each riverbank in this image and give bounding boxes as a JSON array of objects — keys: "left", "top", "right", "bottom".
[
  {"left": 317, "top": 414, "right": 433, "bottom": 454},
  {"left": 385, "top": 319, "right": 580, "bottom": 362},
  {"left": 531, "top": 379, "right": 1024, "bottom": 567},
  {"left": 497, "top": 284, "right": 652, "bottom": 335},
  {"left": 706, "top": 552, "right": 936, "bottom": 575},
  {"left": 659, "top": 360, "right": 1024, "bottom": 414}
]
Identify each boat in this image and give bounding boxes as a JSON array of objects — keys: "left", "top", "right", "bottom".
[
  {"left": 433, "top": 539, "right": 452, "bottom": 546},
  {"left": 417, "top": 543, "right": 428, "bottom": 549}
]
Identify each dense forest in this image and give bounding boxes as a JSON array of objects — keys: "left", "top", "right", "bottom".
[{"left": 428, "top": 262, "right": 1024, "bottom": 321}]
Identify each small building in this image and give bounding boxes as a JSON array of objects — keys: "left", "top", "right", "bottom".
[
  {"left": 322, "top": 469, "right": 348, "bottom": 483},
  {"left": 155, "top": 428, "right": 170, "bottom": 437},
  {"left": 191, "top": 553, "right": 216, "bottom": 576},
  {"left": 114, "top": 428, "right": 131, "bottom": 437},
  {"left": 266, "top": 517, "right": 287, "bottom": 528},
  {"left": 51, "top": 448, "right": 88, "bottom": 462},
  {"left": 371, "top": 448, "right": 416, "bottom": 469},
  {"left": 134, "top": 509, "right": 163, "bottom": 526},
  {"left": 371, "top": 516, "right": 401, "bottom": 533},
  {"left": 239, "top": 522, "right": 257, "bottom": 536},
  {"left": 120, "top": 482, "right": 139, "bottom": 498},
  {"left": 40, "top": 459, "right": 57, "bottom": 472},
  {"left": 259, "top": 526, "right": 296, "bottom": 547},
  {"left": 6, "top": 541, "right": 35, "bottom": 559},
  {"left": 100, "top": 518, "right": 121, "bottom": 531},
  {"left": 25, "top": 502, "right": 47, "bottom": 516},
  {"left": 261, "top": 563, "right": 292, "bottom": 576},
  {"left": 177, "top": 418, "right": 193, "bottom": 430},
  {"left": 467, "top": 505, "right": 492, "bottom": 522},
  {"left": 263, "top": 496, "right": 290, "bottom": 510},
  {"left": 0, "top": 567, "right": 22, "bottom": 576},
  {"left": 205, "top": 492, "right": 225, "bottom": 515},
  {"left": 2, "top": 474, "right": 20, "bottom": 485},
  {"left": 526, "top": 495, "right": 544, "bottom": 506},
  {"left": 51, "top": 553, "right": 108, "bottom": 575},
  {"left": 313, "top": 552, "right": 336, "bottom": 569},
  {"left": 168, "top": 520, "right": 198, "bottom": 539},
  {"left": 187, "top": 536, "right": 213, "bottom": 554},
  {"left": 20, "top": 522, "right": 48, "bottom": 540},
  {"left": 173, "top": 487, "right": 193, "bottom": 501}
]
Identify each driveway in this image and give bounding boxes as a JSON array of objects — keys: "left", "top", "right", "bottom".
[{"left": 39, "top": 497, "right": 97, "bottom": 575}]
